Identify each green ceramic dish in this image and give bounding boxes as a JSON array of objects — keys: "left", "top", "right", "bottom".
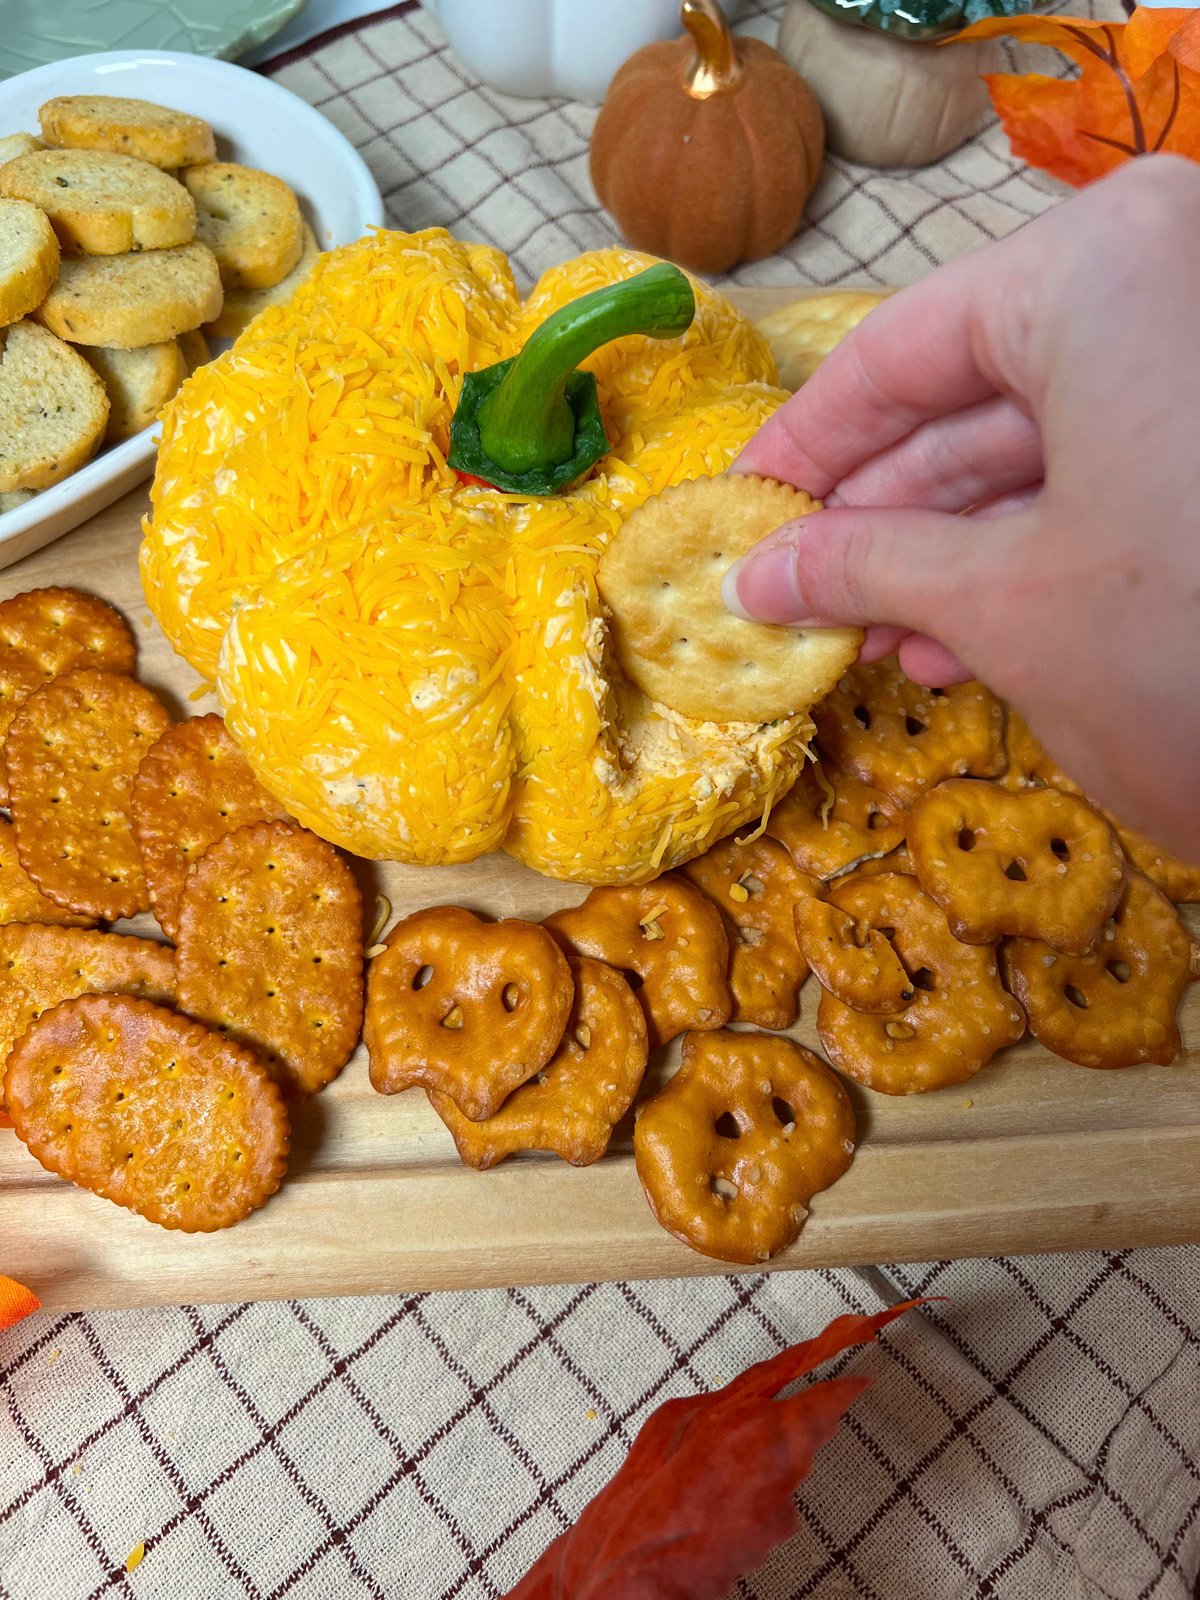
[
  {"left": 0, "top": 0, "right": 308, "bottom": 79},
  {"left": 805, "top": 0, "right": 1034, "bottom": 43}
]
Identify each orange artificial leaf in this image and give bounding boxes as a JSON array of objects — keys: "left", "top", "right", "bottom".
[
  {"left": 953, "top": 7, "right": 1200, "bottom": 186},
  {"left": 0, "top": 1275, "right": 40, "bottom": 1329},
  {"left": 505, "top": 1300, "right": 929, "bottom": 1600}
]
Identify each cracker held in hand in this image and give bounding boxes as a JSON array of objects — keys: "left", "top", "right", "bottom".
[
  {"left": 816, "top": 660, "right": 1005, "bottom": 808},
  {"left": 681, "top": 832, "right": 818, "bottom": 1031},
  {"left": 813, "top": 872, "right": 1025, "bottom": 1095},
  {"left": 175, "top": 820, "right": 363, "bottom": 1098},
  {"left": 38, "top": 96, "right": 215, "bottom": 170},
  {"left": 544, "top": 877, "right": 731, "bottom": 1052},
  {"left": 5, "top": 994, "right": 287, "bottom": 1232},
  {"left": 1005, "top": 873, "right": 1200, "bottom": 1070},
  {"left": 0, "top": 149, "right": 195, "bottom": 255},
  {"left": 634, "top": 1029, "right": 855, "bottom": 1265},
  {"left": 366, "top": 906, "right": 573, "bottom": 1121},
  {"left": 428, "top": 956, "right": 648, "bottom": 1169},
  {"left": 598, "top": 474, "right": 861, "bottom": 724},
  {"left": 907, "top": 779, "right": 1126, "bottom": 955},
  {"left": 0, "top": 587, "right": 134, "bottom": 805},
  {"left": 6, "top": 667, "right": 169, "bottom": 919},
  {"left": 0, "top": 923, "right": 173, "bottom": 1076},
  {"left": 132, "top": 714, "right": 290, "bottom": 941}
]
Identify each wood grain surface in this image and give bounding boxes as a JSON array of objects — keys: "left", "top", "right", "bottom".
[{"left": 3, "top": 288, "right": 1197, "bottom": 1311}]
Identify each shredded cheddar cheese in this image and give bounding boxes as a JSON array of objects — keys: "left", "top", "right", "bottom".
[{"left": 142, "top": 230, "right": 813, "bottom": 883}]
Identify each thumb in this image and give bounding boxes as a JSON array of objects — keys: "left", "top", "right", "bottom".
[{"left": 722, "top": 505, "right": 1018, "bottom": 644}]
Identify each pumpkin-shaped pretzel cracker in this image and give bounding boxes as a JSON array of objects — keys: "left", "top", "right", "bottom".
[
  {"left": 544, "top": 877, "right": 731, "bottom": 1051},
  {"left": 366, "top": 906, "right": 573, "bottom": 1121},
  {"left": 907, "top": 779, "right": 1126, "bottom": 955},
  {"left": 1005, "top": 873, "right": 1200, "bottom": 1069},
  {"left": 634, "top": 1029, "right": 855, "bottom": 1264},
  {"left": 681, "top": 832, "right": 820, "bottom": 1031},
  {"left": 814, "top": 660, "right": 1005, "bottom": 809},
  {"left": 814, "top": 872, "right": 1025, "bottom": 1095},
  {"left": 428, "top": 957, "right": 648, "bottom": 1168},
  {"left": 794, "top": 889, "right": 913, "bottom": 1015},
  {"left": 766, "top": 755, "right": 905, "bottom": 882}
]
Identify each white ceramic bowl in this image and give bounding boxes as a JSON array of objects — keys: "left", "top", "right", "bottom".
[{"left": 0, "top": 50, "right": 385, "bottom": 569}]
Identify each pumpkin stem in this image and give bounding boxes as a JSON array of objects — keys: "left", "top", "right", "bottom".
[
  {"left": 682, "top": 0, "right": 743, "bottom": 99},
  {"left": 447, "top": 263, "right": 696, "bottom": 495}
]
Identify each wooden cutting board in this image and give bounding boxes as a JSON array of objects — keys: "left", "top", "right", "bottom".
[{"left": 2, "top": 289, "right": 1197, "bottom": 1312}]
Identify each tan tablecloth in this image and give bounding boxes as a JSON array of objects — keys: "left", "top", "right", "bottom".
[{"left": 4, "top": 3, "right": 1199, "bottom": 1598}]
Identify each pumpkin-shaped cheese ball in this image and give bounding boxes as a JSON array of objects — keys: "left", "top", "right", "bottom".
[{"left": 142, "top": 230, "right": 811, "bottom": 884}]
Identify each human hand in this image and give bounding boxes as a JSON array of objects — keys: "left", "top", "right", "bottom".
[{"left": 724, "top": 156, "right": 1200, "bottom": 860}]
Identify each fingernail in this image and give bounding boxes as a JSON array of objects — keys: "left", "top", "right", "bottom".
[{"left": 721, "top": 542, "right": 823, "bottom": 627}]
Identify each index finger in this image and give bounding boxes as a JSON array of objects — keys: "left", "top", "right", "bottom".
[{"left": 734, "top": 240, "right": 1033, "bottom": 497}]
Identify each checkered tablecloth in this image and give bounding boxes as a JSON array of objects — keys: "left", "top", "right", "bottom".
[{"left": 5, "top": 3, "right": 1199, "bottom": 1598}]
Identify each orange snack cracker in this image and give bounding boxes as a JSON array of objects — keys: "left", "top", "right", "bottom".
[
  {"left": 131, "top": 714, "right": 291, "bottom": 940},
  {"left": 6, "top": 668, "right": 170, "bottom": 919},
  {"left": 815, "top": 661, "right": 1005, "bottom": 808},
  {"left": 815, "top": 872, "right": 1025, "bottom": 1095},
  {"left": 428, "top": 957, "right": 648, "bottom": 1168},
  {"left": 365, "top": 905, "right": 573, "bottom": 1121},
  {"left": 1005, "top": 874, "right": 1200, "bottom": 1069},
  {"left": 0, "top": 924, "right": 174, "bottom": 1076},
  {"left": 175, "top": 820, "right": 363, "bottom": 1098},
  {"left": 680, "top": 833, "right": 818, "bottom": 1030},
  {"left": 766, "top": 757, "right": 905, "bottom": 882},
  {"left": 0, "top": 816, "right": 94, "bottom": 927},
  {"left": 907, "top": 779, "right": 1126, "bottom": 955},
  {"left": 544, "top": 877, "right": 731, "bottom": 1051},
  {"left": 5, "top": 993, "right": 288, "bottom": 1232},
  {"left": 0, "top": 587, "right": 135, "bottom": 806},
  {"left": 634, "top": 1029, "right": 855, "bottom": 1264},
  {"left": 795, "top": 892, "right": 914, "bottom": 1015}
]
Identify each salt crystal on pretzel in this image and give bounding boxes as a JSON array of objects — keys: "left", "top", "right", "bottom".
[
  {"left": 0, "top": 588, "right": 135, "bottom": 807},
  {"left": 366, "top": 905, "right": 573, "bottom": 1121},
  {"left": 681, "top": 833, "right": 819, "bottom": 1030},
  {"left": 428, "top": 957, "right": 648, "bottom": 1168},
  {"left": 766, "top": 756, "right": 905, "bottom": 882},
  {"left": 815, "top": 660, "right": 1005, "bottom": 809},
  {"left": 907, "top": 779, "right": 1126, "bottom": 955},
  {"left": 815, "top": 872, "right": 1025, "bottom": 1095},
  {"left": 996, "top": 710, "right": 1081, "bottom": 795},
  {"left": 634, "top": 1029, "right": 855, "bottom": 1264},
  {"left": 544, "top": 876, "right": 731, "bottom": 1051},
  {"left": 5, "top": 993, "right": 288, "bottom": 1231},
  {"left": 132, "top": 714, "right": 291, "bottom": 941},
  {"left": 176, "top": 820, "right": 363, "bottom": 1098},
  {"left": 1005, "top": 873, "right": 1200, "bottom": 1069},
  {"left": 6, "top": 668, "right": 170, "bottom": 920}
]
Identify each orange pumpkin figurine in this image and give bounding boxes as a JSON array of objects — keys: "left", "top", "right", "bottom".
[{"left": 590, "top": 0, "right": 825, "bottom": 275}]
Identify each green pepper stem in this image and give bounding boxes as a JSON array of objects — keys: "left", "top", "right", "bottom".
[{"left": 477, "top": 263, "right": 696, "bottom": 476}]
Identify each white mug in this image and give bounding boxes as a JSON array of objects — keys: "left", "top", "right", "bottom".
[{"left": 421, "top": 0, "right": 688, "bottom": 103}]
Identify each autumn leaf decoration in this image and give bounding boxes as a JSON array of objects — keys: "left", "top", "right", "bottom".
[
  {"left": 505, "top": 1301, "right": 926, "bottom": 1600},
  {"left": 0, "top": 1275, "right": 40, "bottom": 1330},
  {"left": 954, "top": 6, "right": 1200, "bottom": 186}
]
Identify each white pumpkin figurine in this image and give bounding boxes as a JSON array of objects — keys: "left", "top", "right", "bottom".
[{"left": 778, "top": 0, "right": 1018, "bottom": 169}]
